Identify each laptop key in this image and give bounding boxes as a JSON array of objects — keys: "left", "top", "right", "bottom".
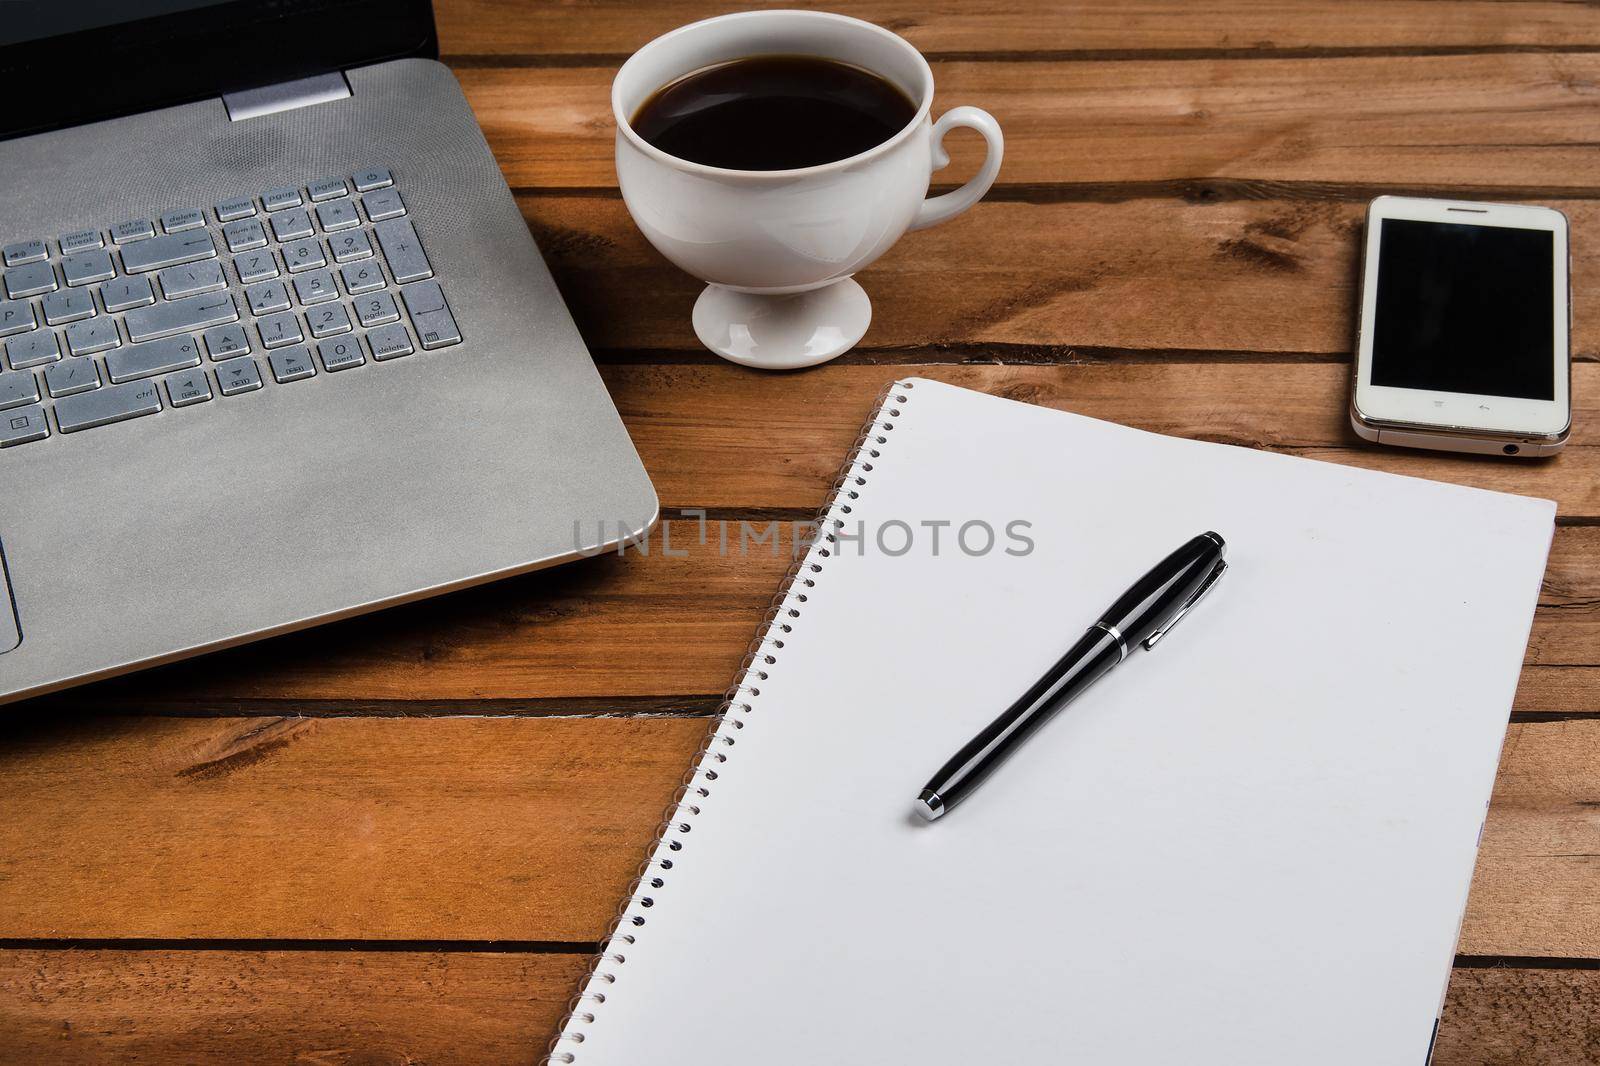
[
  {"left": 401, "top": 281, "right": 461, "bottom": 349},
  {"left": 282, "top": 237, "right": 327, "bottom": 272},
  {"left": 112, "top": 219, "right": 156, "bottom": 243},
  {"left": 3, "top": 240, "right": 47, "bottom": 266},
  {"left": 0, "top": 299, "right": 36, "bottom": 336},
  {"left": 257, "top": 311, "right": 303, "bottom": 349},
  {"left": 223, "top": 217, "right": 268, "bottom": 252},
  {"left": 55, "top": 379, "right": 162, "bottom": 432},
  {"left": 215, "top": 196, "right": 256, "bottom": 222},
  {"left": 361, "top": 188, "right": 406, "bottom": 222},
  {"left": 354, "top": 291, "right": 400, "bottom": 327},
  {"left": 60, "top": 230, "right": 104, "bottom": 254},
  {"left": 161, "top": 209, "right": 206, "bottom": 233},
  {"left": 235, "top": 249, "right": 280, "bottom": 283},
  {"left": 316, "top": 198, "right": 360, "bottom": 231},
  {"left": 107, "top": 334, "right": 202, "bottom": 383},
  {"left": 204, "top": 323, "right": 251, "bottom": 360},
  {"left": 268, "top": 344, "right": 316, "bottom": 382},
  {"left": 42, "top": 288, "right": 95, "bottom": 325},
  {"left": 0, "top": 404, "right": 48, "bottom": 447},
  {"left": 125, "top": 292, "right": 238, "bottom": 342},
  {"left": 164, "top": 368, "right": 212, "bottom": 407},
  {"left": 7, "top": 330, "right": 60, "bottom": 369},
  {"left": 366, "top": 322, "right": 414, "bottom": 361},
  {"left": 100, "top": 275, "right": 155, "bottom": 313},
  {"left": 269, "top": 208, "right": 314, "bottom": 242},
  {"left": 317, "top": 336, "right": 364, "bottom": 371},
  {"left": 308, "top": 177, "right": 349, "bottom": 202},
  {"left": 374, "top": 218, "right": 432, "bottom": 283},
  {"left": 245, "top": 280, "right": 291, "bottom": 316},
  {"left": 307, "top": 303, "right": 353, "bottom": 338},
  {"left": 340, "top": 259, "right": 384, "bottom": 295},
  {"left": 0, "top": 370, "right": 41, "bottom": 409},
  {"left": 6, "top": 261, "right": 57, "bottom": 298},
  {"left": 352, "top": 167, "right": 393, "bottom": 192},
  {"left": 263, "top": 187, "right": 303, "bottom": 211},
  {"left": 62, "top": 250, "right": 115, "bottom": 287},
  {"left": 215, "top": 356, "right": 264, "bottom": 395},
  {"left": 329, "top": 229, "right": 373, "bottom": 263},
  {"left": 65, "top": 318, "right": 120, "bottom": 357},
  {"left": 45, "top": 358, "right": 99, "bottom": 397},
  {"left": 293, "top": 269, "right": 338, "bottom": 305},
  {"left": 158, "top": 259, "right": 227, "bottom": 300},
  {"left": 119, "top": 230, "right": 216, "bottom": 274}
]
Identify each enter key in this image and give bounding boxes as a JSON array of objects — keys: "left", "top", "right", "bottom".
[{"left": 400, "top": 281, "right": 462, "bottom": 350}]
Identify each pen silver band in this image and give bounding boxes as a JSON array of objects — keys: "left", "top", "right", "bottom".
[{"left": 1092, "top": 621, "right": 1127, "bottom": 662}]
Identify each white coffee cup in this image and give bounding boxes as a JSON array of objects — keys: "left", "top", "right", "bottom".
[{"left": 612, "top": 10, "right": 1003, "bottom": 369}]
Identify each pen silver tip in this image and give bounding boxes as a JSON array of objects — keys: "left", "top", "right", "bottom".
[{"left": 913, "top": 790, "right": 945, "bottom": 821}]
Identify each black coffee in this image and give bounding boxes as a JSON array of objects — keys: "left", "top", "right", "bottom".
[{"left": 631, "top": 55, "right": 917, "bottom": 171}]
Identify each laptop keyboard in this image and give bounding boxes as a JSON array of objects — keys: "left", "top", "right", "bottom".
[{"left": 0, "top": 168, "right": 461, "bottom": 448}]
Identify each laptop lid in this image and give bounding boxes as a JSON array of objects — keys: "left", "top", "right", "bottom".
[{"left": 1, "top": 0, "right": 439, "bottom": 142}]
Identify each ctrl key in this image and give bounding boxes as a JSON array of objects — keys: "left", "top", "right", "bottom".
[
  {"left": 55, "top": 380, "right": 162, "bottom": 433},
  {"left": 0, "top": 404, "right": 49, "bottom": 447}
]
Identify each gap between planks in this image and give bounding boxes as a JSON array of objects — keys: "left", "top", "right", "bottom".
[
  {"left": 0, "top": 938, "right": 1594, "bottom": 972},
  {"left": 443, "top": 43, "right": 1600, "bottom": 69},
  {"left": 510, "top": 179, "right": 1600, "bottom": 205}
]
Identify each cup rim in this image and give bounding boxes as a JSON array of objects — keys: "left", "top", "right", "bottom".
[{"left": 611, "top": 10, "right": 936, "bottom": 181}]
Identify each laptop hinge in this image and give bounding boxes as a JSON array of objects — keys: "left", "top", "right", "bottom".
[{"left": 224, "top": 72, "right": 351, "bottom": 122}]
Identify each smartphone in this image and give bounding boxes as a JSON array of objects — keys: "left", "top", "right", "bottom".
[{"left": 1351, "top": 196, "right": 1570, "bottom": 457}]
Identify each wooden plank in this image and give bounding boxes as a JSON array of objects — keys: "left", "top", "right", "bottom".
[
  {"left": 459, "top": 55, "right": 1600, "bottom": 190},
  {"left": 0, "top": 948, "right": 1591, "bottom": 1065},
  {"left": 435, "top": 0, "right": 1600, "bottom": 58},
  {"left": 0, "top": 715, "right": 1598, "bottom": 955},
  {"left": 1464, "top": 720, "right": 1600, "bottom": 958},
  {"left": 600, "top": 365, "right": 1600, "bottom": 517},
  {"left": 0, "top": 716, "right": 706, "bottom": 941},
  {"left": 52, "top": 364, "right": 1597, "bottom": 709},
  {"left": 0, "top": 948, "right": 588, "bottom": 1065},
  {"left": 1436, "top": 965, "right": 1600, "bottom": 1065},
  {"left": 524, "top": 195, "right": 1600, "bottom": 360}
]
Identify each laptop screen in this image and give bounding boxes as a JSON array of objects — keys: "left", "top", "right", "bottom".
[
  {"left": 1, "top": 0, "right": 438, "bottom": 141},
  {"left": 1, "top": 1, "right": 230, "bottom": 47}
]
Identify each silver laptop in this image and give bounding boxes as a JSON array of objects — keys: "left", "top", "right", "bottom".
[{"left": 0, "top": 0, "right": 658, "bottom": 706}]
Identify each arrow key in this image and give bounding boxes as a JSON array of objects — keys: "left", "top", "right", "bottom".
[
  {"left": 164, "top": 368, "right": 213, "bottom": 408},
  {"left": 215, "top": 356, "right": 264, "bottom": 396}
]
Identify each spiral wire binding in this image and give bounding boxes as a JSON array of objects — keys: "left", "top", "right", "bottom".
[{"left": 545, "top": 379, "right": 916, "bottom": 1064}]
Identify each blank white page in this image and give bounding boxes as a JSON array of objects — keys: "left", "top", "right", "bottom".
[{"left": 555, "top": 378, "right": 1554, "bottom": 1066}]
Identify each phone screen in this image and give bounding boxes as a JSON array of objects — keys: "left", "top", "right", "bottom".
[{"left": 1371, "top": 219, "right": 1554, "bottom": 400}]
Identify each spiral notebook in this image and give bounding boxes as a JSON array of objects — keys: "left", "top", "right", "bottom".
[{"left": 550, "top": 378, "right": 1554, "bottom": 1065}]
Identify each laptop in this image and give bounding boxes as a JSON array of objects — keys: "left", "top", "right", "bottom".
[{"left": 0, "top": 0, "right": 658, "bottom": 706}]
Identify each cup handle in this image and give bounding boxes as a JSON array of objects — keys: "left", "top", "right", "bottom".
[{"left": 910, "top": 106, "right": 1004, "bottom": 231}]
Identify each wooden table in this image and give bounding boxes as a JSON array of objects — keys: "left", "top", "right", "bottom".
[{"left": 3, "top": 2, "right": 1599, "bottom": 1061}]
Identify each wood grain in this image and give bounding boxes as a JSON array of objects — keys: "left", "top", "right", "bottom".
[
  {"left": 1436, "top": 965, "right": 1600, "bottom": 1066},
  {"left": 1464, "top": 720, "right": 1600, "bottom": 959},
  {"left": 524, "top": 195, "right": 1600, "bottom": 360},
  {"left": 460, "top": 55, "right": 1600, "bottom": 191},
  {"left": 0, "top": 713, "right": 1595, "bottom": 956},
  {"left": 435, "top": 0, "right": 1600, "bottom": 59},
  {"left": 0, "top": 716, "right": 706, "bottom": 942},
  {"left": 50, "top": 363, "right": 1594, "bottom": 712},
  {"left": 0, "top": 948, "right": 587, "bottom": 1066},
  {"left": 0, "top": 948, "right": 1590, "bottom": 1065}
]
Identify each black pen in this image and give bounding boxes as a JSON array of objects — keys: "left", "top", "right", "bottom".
[{"left": 914, "top": 532, "right": 1229, "bottom": 821}]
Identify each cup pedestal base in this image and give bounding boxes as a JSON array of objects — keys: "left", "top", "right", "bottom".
[{"left": 692, "top": 279, "right": 871, "bottom": 370}]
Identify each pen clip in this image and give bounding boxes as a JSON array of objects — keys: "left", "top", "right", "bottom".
[{"left": 1142, "top": 559, "right": 1228, "bottom": 651}]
